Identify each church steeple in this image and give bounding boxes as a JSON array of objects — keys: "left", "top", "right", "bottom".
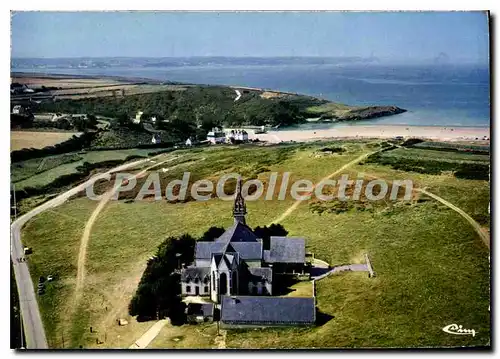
[{"left": 233, "top": 178, "right": 247, "bottom": 225}]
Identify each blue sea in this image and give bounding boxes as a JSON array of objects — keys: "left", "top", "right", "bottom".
[{"left": 13, "top": 63, "right": 490, "bottom": 127}]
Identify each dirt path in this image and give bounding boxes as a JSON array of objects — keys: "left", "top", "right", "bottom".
[
  {"left": 312, "top": 263, "right": 369, "bottom": 281},
  {"left": 416, "top": 188, "right": 490, "bottom": 248},
  {"left": 11, "top": 155, "right": 163, "bottom": 349},
  {"left": 214, "top": 330, "right": 227, "bottom": 349},
  {"left": 74, "top": 156, "right": 181, "bottom": 303},
  {"left": 97, "top": 263, "right": 146, "bottom": 339},
  {"left": 85, "top": 157, "right": 207, "bottom": 346},
  {"left": 269, "top": 146, "right": 489, "bottom": 247},
  {"left": 363, "top": 173, "right": 490, "bottom": 249},
  {"left": 270, "top": 151, "right": 376, "bottom": 225}
]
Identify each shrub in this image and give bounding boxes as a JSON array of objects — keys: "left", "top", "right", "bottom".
[{"left": 366, "top": 153, "right": 489, "bottom": 180}]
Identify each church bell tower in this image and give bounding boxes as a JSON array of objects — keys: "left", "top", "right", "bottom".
[{"left": 233, "top": 178, "right": 247, "bottom": 224}]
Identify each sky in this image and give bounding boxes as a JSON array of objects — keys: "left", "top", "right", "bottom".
[{"left": 11, "top": 11, "right": 490, "bottom": 64}]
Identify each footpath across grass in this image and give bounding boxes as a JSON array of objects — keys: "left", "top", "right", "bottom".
[{"left": 19, "top": 140, "right": 490, "bottom": 348}]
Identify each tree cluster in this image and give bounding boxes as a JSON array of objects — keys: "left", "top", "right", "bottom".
[
  {"left": 129, "top": 234, "right": 196, "bottom": 324},
  {"left": 35, "top": 86, "right": 323, "bottom": 138}
]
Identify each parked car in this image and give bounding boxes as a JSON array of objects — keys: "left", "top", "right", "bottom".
[
  {"left": 23, "top": 247, "right": 32, "bottom": 255},
  {"left": 47, "top": 275, "right": 54, "bottom": 282},
  {"left": 39, "top": 276, "right": 46, "bottom": 283}
]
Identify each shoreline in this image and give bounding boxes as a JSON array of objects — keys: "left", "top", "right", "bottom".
[
  {"left": 252, "top": 125, "right": 490, "bottom": 143},
  {"left": 11, "top": 72, "right": 490, "bottom": 141}
]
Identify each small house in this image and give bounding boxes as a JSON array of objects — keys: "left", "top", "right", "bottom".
[
  {"left": 151, "top": 134, "right": 161, "bottom": 144},
  {"left": 226, "top": 129, "right": 249, "bottom": 143},
  {"left": 133, "top": 110, "right": 144, "bottom": 124},
  {"left": 12, "top": 105, "right": 24, "bottom": 115},
  {"left": 186, "top": 303, "right": 215, "bottom": 323},
  {"left": 207, "top": 128, "right": 226, "bottom": 144}
]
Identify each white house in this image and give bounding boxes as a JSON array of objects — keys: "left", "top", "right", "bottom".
[
  {"left": 51, "top": 113, "right": 65, "bottom": 122},
  {"left": 133, "top": 110, "right": 144, "bottom": 124},
  {"left": 207, "top": 128, "right": 226, "bottom": 144},
  {"left": 185, "top": 138, "right": 193, "bottom": 146},
  {"left": 236, "top": 130, "right": 249, "bottom": 141},
  {"left": 151, "top": 134, "right": 161, "bottom": 144},
  {"left": 12, "top": 105, "right": 23, "bottom": 114},
  {"left": 226, "top": 129, "right": 249, "bottom": 143}
]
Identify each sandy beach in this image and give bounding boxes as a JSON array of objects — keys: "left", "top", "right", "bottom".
[{"left": 252, "top": 125, "right": 490, "bottom": 143}]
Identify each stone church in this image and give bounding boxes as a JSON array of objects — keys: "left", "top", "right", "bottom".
[{"left": 180, "top": 179, "right": 307, "bottom": 303}]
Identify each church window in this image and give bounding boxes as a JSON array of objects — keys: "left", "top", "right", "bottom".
[
  {"left": 220, "top": 272, "right": 228, "bottom": 295},
  {"left": 186, "top": 285, "right": 191, "bottom": 293},
  {"left": 204, "top": 286, "right": 209, "bottom": 293}
]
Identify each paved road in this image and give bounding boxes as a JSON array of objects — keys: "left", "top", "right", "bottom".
[
  {"left": 11, "top": 156, "right": 160, "bottom": 349},
  {"left": 234, "top": 89, "right": 241, "bottom": 102}
]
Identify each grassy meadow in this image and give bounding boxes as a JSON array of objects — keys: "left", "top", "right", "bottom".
[
  {"left": 19, "top": 140, "right": 490, "bottom": 348},
  {"left": 13, "top": 148, "right": 153, "bottom": 190}
]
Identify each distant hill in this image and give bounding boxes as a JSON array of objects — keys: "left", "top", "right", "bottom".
[{"left": 11, "top": 56, "right": 385, "bottom": 70}]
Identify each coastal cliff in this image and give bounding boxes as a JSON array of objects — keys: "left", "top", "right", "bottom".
[{"left": 303, "top": 102, "right": 407, "bottom": 123}]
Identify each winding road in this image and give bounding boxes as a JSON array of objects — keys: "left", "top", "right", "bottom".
[
  {"left": 11, "top": 155, "right": 163, "bottom": 349},
  {"left": 11, "top": 146, "right": 489, "bottom": 349},
  {"left": 73, "top": 156, "right": 181, "bottom": 304}
]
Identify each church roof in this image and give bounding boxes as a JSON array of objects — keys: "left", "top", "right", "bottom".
[
  {"left": 217, "top": 221, "right": 258, "bottom": 243},
  {"left": 230, "top": 242, "right": 262, "bottom": 260},
  {"left": 221, "top": 296, "right": 315, "bottom": 325},
  {"left": 180, "top": 266, "right": 210, "bottom": 281},
  {"left": 266, "top": 237, "right": 306, "bottom": 263},
  {"left": 196, "top": 241, "right": 262, "bottom": 262},
  {"left": 212, "top": 253, "right": 223, "bottom": 266},
  {"left": 195, "top": 242, "right": 226, "bottom": 259},
  {"left": 195, "top": 221, "right": 262, "bottom": 260},
  {"left": 222, "top": 253, "right": 237, "bottom": 268},
  {"left": 248, "top": 267, "right": 273, "bottom": 283},
  {"left": 211, "top": 252, "right": 240, "bottom": 270}
]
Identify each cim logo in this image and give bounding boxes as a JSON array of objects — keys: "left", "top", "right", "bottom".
[{"left": 442, "top": 324, "right": 477, "bottom": 337}]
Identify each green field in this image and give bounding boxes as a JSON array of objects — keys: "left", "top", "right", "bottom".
[
  {"left": 13, "top": 149, "right": 153, "bottom": 190},
  {"left": 11, "top": 153, "right": 83, "bottom": 183},
  {"left": 20, "top": 141, "right": 490, "bottom": 348},
  {"left": 305, "top": 102, "right": 353, "bottom": 117},
  {"left": 380, "top": 147, "right": 490, "bottom": 164}
]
